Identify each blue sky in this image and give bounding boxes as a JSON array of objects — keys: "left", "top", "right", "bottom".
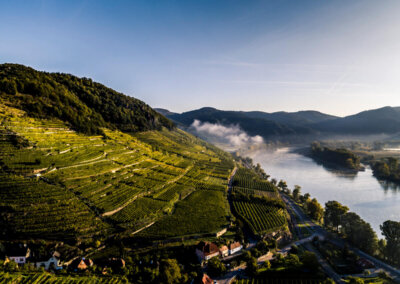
[{"left": 1, "top": 0, "right": 400, "bottom": 116}]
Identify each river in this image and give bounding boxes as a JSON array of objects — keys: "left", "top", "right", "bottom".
[{"left": 249, "top": 147, "right": 400, "bottom": 238}]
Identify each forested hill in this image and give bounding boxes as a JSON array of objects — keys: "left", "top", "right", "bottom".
[
  {"left": 163, "top": 107, "right": 322, "bottom": 139},
  {"left": 160, "top": 106, "right": 400, "bottom": 141},
  {"left": 0, "top": 63, "right": 174, "bottom": 135}
]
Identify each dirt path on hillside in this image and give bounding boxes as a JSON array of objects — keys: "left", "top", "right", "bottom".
[{"left": 102, "top": 164, "right": 193, "bottom": 217}]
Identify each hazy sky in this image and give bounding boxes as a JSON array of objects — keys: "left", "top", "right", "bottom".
[{"left": 1, "top": 0, "right": 400, "bottom": 116}]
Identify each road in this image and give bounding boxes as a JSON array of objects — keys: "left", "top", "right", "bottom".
[
  {"left": 282, "top": 194, "right": 400, "bottom": 283},
  {"left": 218, "top": 167, "right": 341, "bottom": 284}
]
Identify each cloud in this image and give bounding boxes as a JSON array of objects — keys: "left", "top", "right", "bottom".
[{"left": 190, "top": 119, "right": 264, "bottom": 148}]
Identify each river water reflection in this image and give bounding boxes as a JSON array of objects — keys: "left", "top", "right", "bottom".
[{"left": 249, "top": 147, "right": 400, "bottom": 238}]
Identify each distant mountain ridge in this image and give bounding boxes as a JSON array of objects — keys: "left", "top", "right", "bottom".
[
  {"left": 163, "top": 107, "right": 319, "bottom": 139},
  {"left": 314, "top": 106, "right": 400, "bottom": 134},
  {"left": 158, "top": 106, "right": 400, "bottom": 141}
]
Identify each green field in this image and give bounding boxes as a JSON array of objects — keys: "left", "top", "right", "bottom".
[
  {"left": 231, "top": 168, "right": 288, "bottom": 236},
  {"left": 0, "top": 272, "right": 127, "bottom": 284},
  {"left": 0, "top": 102, "right": 234, "bottom": 240},
  {"left": 233, "top": 201, "right": 287, "bottom": 234},
  {"left": 139, "top": 189, "right": 230, "bottom": 238}
]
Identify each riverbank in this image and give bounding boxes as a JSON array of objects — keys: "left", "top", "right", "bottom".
[{"left": 248, "top": 147, "right": 400, "bottom": 239}]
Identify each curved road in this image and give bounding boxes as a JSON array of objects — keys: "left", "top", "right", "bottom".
[{"left": 282, "top": 194, "right": 400, "bottom": 283}]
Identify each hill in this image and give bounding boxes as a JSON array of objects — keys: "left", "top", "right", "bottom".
[
  {"left": 163, "top": 106, "right": 400, "bottom": 141},
  {"left": 0, "top": 64, "right": 236, "bottom": 242},
  {"left": 0, "top": 64, "right": 174, "bottom": 135},
  {"left": 242, "top": 110, "right": 337, "bottom": 126},
  {"left": 166, "top": 107, "right": 321, "bottom": 140},
  {"left": 154, "top": 108, "right": 178, "bottom": 117},
  {"left": 314, "top": 106, "right": 400, "bottom": 134}
]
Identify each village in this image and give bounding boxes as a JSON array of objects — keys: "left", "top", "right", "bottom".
[{"left": 0, "top": 240, "right": 246, "bottom": 283}]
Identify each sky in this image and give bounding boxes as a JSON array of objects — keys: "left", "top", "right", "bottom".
[{"left": 1, "top": 0, "right": 400, "bottom": 116}]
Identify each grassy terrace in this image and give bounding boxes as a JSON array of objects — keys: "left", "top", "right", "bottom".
[
  {"left": 0, "top": 272, "right": 127, "bottom": 283},
  {"left": 0, "top": 103, "right": 234, "bottom": 241},
  {"left": 231, "top": 168, "right": 288, "bottom": 236}
]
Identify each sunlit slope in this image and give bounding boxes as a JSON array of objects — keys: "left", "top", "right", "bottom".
[{"left": 0, "top": 103, "right": 234, "bottom": 241}]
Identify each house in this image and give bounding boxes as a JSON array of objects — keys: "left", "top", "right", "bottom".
[
  {"left": 228, "top": 242, "right": 242, "bottom": 255},
  {"left": 34, "top": 251, "right": 63, "bottom": 270},
  {"left": 219, "top": 245, "right": 229, "bottom": 257},
  {"left": 75, "top": 258, "right": 94, "bottom": 270},
  {"left": 5, "top": 244, "right": 30, "bottom": 265},
  {"left": 193, "top": 272, "right": 214, "bottom": 284},
  {"left": 195, "top": 242, "right": 219, "bottom": 262}
]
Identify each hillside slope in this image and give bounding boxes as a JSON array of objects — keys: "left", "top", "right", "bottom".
[
  {"left": 0, "top": 65, "right": 235, "bottom": 242},
  {"left": 0, "top": 64, "right": 174, "bottom": 134}
]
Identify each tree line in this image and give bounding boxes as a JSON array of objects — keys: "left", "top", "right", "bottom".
[{"left": 282, "top": 184, "right": 400, "bottom": 267}]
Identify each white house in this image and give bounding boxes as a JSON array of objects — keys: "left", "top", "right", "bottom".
[
  {"left": 5, "top": 244, "right": 30, "bottom": 265},
  {"left": 35, "top": 251, "right": 63, "bottom": 270},
  {"left": 228, "top": 242, "right": 242, "bottom": 255}
]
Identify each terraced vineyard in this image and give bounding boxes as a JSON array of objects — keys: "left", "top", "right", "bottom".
[
  {"left": 0, "top": 102, "right": 234, "bottom": 240},
  {"left": 233, "top": 168, "right": 276, "bottom": 192},
  {"left": 139, "top": 188, "right": 230, "bottom": 238},
  {"left": 231, "top": 168, "right": 288, "bottom": 236},
  {"left": 233, "top": 201, "right": 287, "bottom": 234},
  {"left": 0, "top": 272, "right": 126, "bottom": 283}
]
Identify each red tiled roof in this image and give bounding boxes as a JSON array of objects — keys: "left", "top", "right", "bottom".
[
  {"left": 201, "top": 273, "right": 214, "bottom": 284},
  {"left": 229, "top": 242, "right": 241, "bottom": 250},
  {"left": 197, "top": 242, "right": 219, "bottom": 256}
]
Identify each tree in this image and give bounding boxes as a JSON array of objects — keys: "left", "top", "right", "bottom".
[
  {"left": 342, "top": 212, "right": 378, "bottom": 255},
  {"left": 284, "top": 254, "right": 301, "bottom": 269},
  {"left": 380, "top": 220, "right": 400, "bottom": 265},
  {"left": 159, "top": 259, "right": 182, "bottom": 284},
  {"left": 256, "top": 240, "right": 269, "bottom": 254},
  {"left": 207, "top": 257, "right": 226, "bottom": 277},
  {"left": 245, "top": 256, "right": 258, "bottom": 277},
  {"left": 301, "top": 251, "right": 319, "bottom": 271},
  {"left": 263, "top": 259, "right": 271, "bottom": 270},
  {"left": 324, "top": 201, "right": 349, "bottom": 232},
  {"left": 0, "top": 78, "right": 17, "bottom": 95},
  {"left": 347, "top": 276, "right": 364, "bottom": 284},
  {"left": 292, "top": 185, "right": 301, "bottom": 201},
  {"left": 300, "top": 193, "right": 311, "bottom": 204},
  {"left": 307, "top": 198, "right": 324, "bottom": 222},
  {"left": 278, "top": 180, "right": 287, "bottom": 191},
  {"left": 270, "top": 178, "right": 277, "bottom": 186},
  {"left": 290, "top": 245, "right": 299, "bottom": 254}
]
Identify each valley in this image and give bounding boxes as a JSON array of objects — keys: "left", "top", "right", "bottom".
[{"left": 1, "top": 64, "right": 400, "bottom": 284}]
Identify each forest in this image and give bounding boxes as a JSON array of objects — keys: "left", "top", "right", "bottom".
[{"left": 0, "top": 64, "right": 174, "bottom": 135}]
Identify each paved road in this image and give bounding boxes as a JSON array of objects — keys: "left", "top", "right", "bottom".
[
  {"left": 217, "top": 168, "right": 340, "bottom": 284},
  {"left": 282, "top": 194, "right": 400, "bottom": 283},
  {"left": 283, "top": 195, "right": 343, "bottom": 283}
]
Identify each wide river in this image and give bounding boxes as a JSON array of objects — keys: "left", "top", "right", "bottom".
[{"left": 249, "top": 147, "right": 400, "bottom": 238}]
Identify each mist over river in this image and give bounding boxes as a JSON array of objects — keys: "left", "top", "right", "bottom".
[{"left": 249, "top": 147, "right": 400, "bottom": 238}]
